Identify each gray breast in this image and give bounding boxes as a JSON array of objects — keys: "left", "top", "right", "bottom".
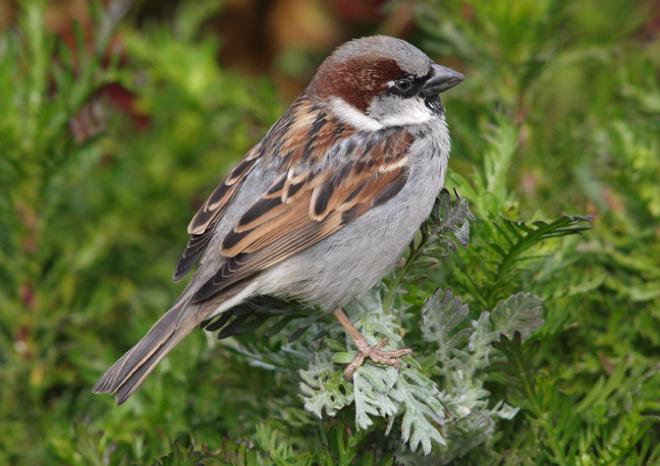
[{"left": 257, "top": 119, "right": 450, "bottom": 310}]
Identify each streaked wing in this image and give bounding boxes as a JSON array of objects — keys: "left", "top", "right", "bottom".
[
  {"left": 174, "top": 95, "right": 350, "bottom": 281},
  {"left": 191, "top": 127, "right": 414, "bottom": 303},
  {"left": 173, "top": 143, "right": 263, "bottom": 281}
]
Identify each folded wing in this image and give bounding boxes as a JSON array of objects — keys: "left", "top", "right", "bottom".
[
  {"left": 192, "top": 127, "right": 414, "bottom": 303},
  {"left": 174, "top": 95, "right": 351, "bottom": 281}
]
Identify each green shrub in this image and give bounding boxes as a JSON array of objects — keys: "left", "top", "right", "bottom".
[{"left": 0, "top": 0, "right": 657, "bottom": 464}]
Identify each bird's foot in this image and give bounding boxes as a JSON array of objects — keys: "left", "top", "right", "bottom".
[{"left": 343, "top": 337, "right": 412, "bottom": 380}]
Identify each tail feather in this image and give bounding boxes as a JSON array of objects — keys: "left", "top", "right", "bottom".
[
  {"left": 94, "top": 280, "right": 253, "bottom": 404},
  {"left": 93, "top": 301, "right": 199, "bottom": 404}
]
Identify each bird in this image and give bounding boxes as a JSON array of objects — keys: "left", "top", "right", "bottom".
[{"left": 93, "top": 35, "right": 463, "bottom": 404}]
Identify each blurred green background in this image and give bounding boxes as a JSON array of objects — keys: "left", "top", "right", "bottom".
[{"left": 0, "top": 0, "right": 658, "bottom": 464}]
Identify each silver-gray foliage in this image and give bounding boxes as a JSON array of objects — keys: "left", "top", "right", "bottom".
[
  {"left": 432, "top": 188, "right": 474, "bottom": 248},
  {"left": 299, "top": 289, "right": 544, "bottom": 460},
  {"left": 299, "top": 350, "right": 353, "bottom": 418}
]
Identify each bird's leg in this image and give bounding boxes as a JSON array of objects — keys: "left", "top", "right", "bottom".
[{"left": 332, "top": 308, "right": 412, "bottom": 380}]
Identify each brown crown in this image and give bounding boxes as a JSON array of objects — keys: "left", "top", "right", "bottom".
[{"left": 308, "top": 57, "right": 406, "bottom": 113}]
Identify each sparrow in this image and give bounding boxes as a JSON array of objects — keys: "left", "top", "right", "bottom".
[{"left": 94, "top": 35, "right": 463, "bottom": 404}]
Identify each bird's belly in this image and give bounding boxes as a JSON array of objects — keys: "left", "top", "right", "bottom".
[{"left": 257, "top": 144, "right": 446, "bottom": 310}]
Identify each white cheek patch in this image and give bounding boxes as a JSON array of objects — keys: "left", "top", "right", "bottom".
[
  {"left": 372, "top": 96, "right": 434, "bottom": 127},
  {"left": 329, "top": 97, "right": 383, "bottom": 131}
]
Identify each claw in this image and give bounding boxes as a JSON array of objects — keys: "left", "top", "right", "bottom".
[
  {"left": 332, "top": 308, "right": 412, "bottom": 381},
  {"left": 343, "top": 337, "right": 412, "bottom": 380}
]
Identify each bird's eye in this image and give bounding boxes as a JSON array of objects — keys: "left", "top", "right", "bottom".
[{"left": 393, "top": 78, "right": 413, "bottom": 93}]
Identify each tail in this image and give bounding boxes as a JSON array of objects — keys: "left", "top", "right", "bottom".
[{"left": 93, "top": 300, "right": 202, "bottom": 404}]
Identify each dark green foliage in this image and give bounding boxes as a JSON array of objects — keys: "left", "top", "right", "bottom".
[
  {"left": 0, "top": 0, "right": 657, "bottom": 465},
  {"left": 459, "top": 214, "right": 591, "bottom": 308}
]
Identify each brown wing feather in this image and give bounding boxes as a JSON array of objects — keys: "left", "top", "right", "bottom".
[
  {"left": 174, "top": 95, "right": 352, "bottom": 281},
  {"left": 173, "top": 143, "right": 263, "bottom": 281},
  {"left": 191, "top": 129, "right": 413, "bottom": 303}
]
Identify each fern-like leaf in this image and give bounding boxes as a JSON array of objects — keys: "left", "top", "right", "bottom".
[{"left": 482, "top": 215, "right": 591, "bottom": 306}]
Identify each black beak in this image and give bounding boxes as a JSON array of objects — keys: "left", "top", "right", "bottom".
[{"left": 421, "top": 64, "right": 464, "bottom": 96}]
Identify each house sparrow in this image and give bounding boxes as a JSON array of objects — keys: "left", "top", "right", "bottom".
[{"left": 94, "top": 35, "right": 463, "bottom": 404}]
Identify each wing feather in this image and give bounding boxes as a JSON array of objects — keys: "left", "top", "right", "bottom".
[
  {"left": 174, "top": 96, "right": 348, "bottom": 281},
  {"left": 191, "top": 128, "right": 414, "bottom": 303},
  {"left": 173, "top": 144, "right": 263, "bottom": 281}
]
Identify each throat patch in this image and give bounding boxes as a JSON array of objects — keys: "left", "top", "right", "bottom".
[{"left": 425, "top": 95, "right": 444, "bottom": 116}]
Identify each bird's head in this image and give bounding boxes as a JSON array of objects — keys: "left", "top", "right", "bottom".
[{"left": 308, "top": 35, "right": 463, "bottom": 130}]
